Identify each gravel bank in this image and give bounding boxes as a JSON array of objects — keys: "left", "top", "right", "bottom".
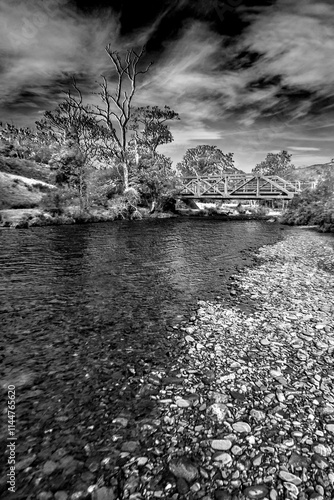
[
  {"left": 3, "top": 228, "right": 334, "bottom": 500},
  {"left": 111, "top": 229, "right": 334, "bottom": 500}
]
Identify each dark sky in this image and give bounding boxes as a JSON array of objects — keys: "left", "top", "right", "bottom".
[{"left": 0, "top": 0, "right": 333, "bottom": 171}]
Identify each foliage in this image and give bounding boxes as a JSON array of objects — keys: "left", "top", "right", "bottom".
[
  {"left": 133, "top": 153, "right": 182, "bottom": 211},
  {"left": 252, "top": 150, "right": 295, "bottom": 177},
  {"left": 281, "top": 167, "right": 334, "bottom": 231},
  {"left": 40, "top": 187, "right": 80, "bottom": 215},
  {"left": 130, "top": 105, "right": 179, "bottom": 155},
  {"left": 248, "top": 205, "right": 270, "bottom": 216},
  {"left": 0, "top": 122, "right": 59, "bottom": 163},
  {"left": 36, "top": 101, "right": 114, "bottom": 166},
  {"left": 86, "top": 168, "right": 122, "bottom": 207},
  {"left": 48, "top": 128, "right": 91, "bottom": 209},
  {"left": 50, "top": 143, "right": 85, "bottom": 187},
  {"left": 177, "top": 145, "right": 235, "bottom": 177}
]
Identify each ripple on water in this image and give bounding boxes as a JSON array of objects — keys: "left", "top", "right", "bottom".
[{"left": 0, "top": 218, "right": 282, "bottom": 323}]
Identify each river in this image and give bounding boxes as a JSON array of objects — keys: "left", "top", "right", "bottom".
[{"left": 0, "top": 218, "right": 284, "bottom": 492}]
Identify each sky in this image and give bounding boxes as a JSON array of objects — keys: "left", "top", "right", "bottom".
[{"left": 0, "top": 0, "right": 333, "bottom": 172}]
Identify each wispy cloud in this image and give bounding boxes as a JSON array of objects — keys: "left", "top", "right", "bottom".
[
  {"left": 240, "top": 0, "right": 334, "bottom": 97},
  {"left": 0, "top": 0, "right": 333, "bottom": 171},
  {"left": 0, "top": 0, "right": 120, "bottom": 108},
  {"left": 290, "top": 147, "right": 320, "bottom": 151}
]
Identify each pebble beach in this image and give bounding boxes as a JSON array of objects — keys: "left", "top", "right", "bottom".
[{"left": 2, "top": 227, "right": 334, "bottom": 500}]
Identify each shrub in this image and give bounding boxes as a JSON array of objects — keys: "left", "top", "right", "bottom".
[
  {"left": 107, "top": 195, "right": 142, "bottom": 220},
  {"left": 86, "top": 168, "right": 122, "bottom": 208},
  {"left": 281, "top": 198, "right": 334, "bottom": 232},
  {"left": 40, "top": 187, "right": 78, "bottom": 214},
  {"left": 243, "top": 204, "right": 270, "bottom": 216}
]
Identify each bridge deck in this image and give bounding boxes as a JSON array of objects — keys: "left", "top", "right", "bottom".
[{"left": 179, "top": 174, "right": 312, "bottom": 200}]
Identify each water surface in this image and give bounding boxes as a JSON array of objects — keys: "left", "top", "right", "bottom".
[{"left": 0, "top": 218, "right": 283, "bottom": 475}]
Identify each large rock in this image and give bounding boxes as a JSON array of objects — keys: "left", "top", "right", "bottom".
[
  {"left": 243, "top": 485, "right": 269, "bottom": 499},
  {"left": 169, "top": 457, "right": 198, "bottom": 482}
]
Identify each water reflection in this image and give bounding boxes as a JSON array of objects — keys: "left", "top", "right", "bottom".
[{"left": 0, "top": 219, "right": 282, "bottom": 335}]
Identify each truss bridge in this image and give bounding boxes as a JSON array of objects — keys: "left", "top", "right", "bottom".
[{"left": 180, "top": 174, "right": 314, "bottom": 200}]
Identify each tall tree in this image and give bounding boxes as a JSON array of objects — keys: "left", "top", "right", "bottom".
[
  {"left": 75, "top": 46, "right": 153, "bottom": 190},
  {"left": 130, "top": 105, "right": 179, "bottom": 158},
  {"left": 177, "top": 145, "right": 235, "bottom": 177},
  {"left": 252, "top": 150, "right": 295, "bottom": 177}
]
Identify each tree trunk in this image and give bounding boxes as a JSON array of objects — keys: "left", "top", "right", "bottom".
[
  {"left": 123, "top": 161, "right": 129, "bottom": 191},
  {"left": 150, "top": 200, "right": 156, "bottom": 214}
]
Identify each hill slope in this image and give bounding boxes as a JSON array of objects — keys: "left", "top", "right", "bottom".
[
  {"left": 291, "top": 160, "right": 334, "bottom": 182},
  {"left": 0, "top": 155, "right": 54, "bottom": 183},
  {"left": 0, "top": 156, "right": 55, "bottom": 209}
]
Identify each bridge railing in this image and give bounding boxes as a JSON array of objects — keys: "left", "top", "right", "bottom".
[{"left": 179, "top": 174, "right": 317, "bottom": 199}]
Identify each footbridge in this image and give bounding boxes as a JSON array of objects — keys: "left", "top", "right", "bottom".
[{"left": 179, "top": 174, "right": 315, "bottom": 200}]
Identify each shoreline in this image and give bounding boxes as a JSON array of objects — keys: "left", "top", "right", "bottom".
[
  {"left": 3, "top": 228, "right": 334, "bottom": 499},
  {"left": 145, "top": 227, "right": 334, "bottom": 500},
  {"left": 0, "top": 207, "right": 281, "bottom": 229}
]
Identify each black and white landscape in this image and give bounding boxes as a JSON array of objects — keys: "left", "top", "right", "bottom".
[{"left": 1, "top": 1, "right": 334, "bottom": 499}]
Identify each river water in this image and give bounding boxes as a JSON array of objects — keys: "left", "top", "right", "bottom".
[
  {"left": 1, "top": 218, "right": 283, "bottom": 329},
  {"left": 0, "top": 218, "right": 284, "bottom": 481}
]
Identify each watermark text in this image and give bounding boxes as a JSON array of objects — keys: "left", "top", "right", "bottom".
[{"left": 7, "top": 385, "right": 16, "bottom": 493}]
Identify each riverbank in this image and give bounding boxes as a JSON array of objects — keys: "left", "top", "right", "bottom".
[
  {"left": 0, "top": 207, "right": 279, "bottom": 229},
  {"left": 0, "top": 207, "right": 178, "bottom": 228},
  {"left": 2, "top": 228, "right": 333, "bottom": 499}
]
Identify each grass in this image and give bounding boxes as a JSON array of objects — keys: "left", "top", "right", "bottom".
[{"left": 0, "top": 155, "right": 54, "bottom": 183}]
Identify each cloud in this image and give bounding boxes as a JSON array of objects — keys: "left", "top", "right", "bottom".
[
  {"left": 290, "top": 147, "right": 320, "bottom": 151},
  {"left": 0, "top": 0, "right": 120, "bottom": 108},
  {"left": 241, "top": 0, "right": 334, "bottom": 97}
]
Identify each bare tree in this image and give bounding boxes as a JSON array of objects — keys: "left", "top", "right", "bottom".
[{"left": 88, "top": 45, "right": 152, "bottom": 190}]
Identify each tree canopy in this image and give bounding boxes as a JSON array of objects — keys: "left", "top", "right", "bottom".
[
  {"left": 252, "top": 150, "right": 295, "bottom": 177},
  {"left": 130, "top": 105, "right": 179, "bottom": 157},
  {"left": 177, "top": 145, "right": 235, "bottom": 177}
]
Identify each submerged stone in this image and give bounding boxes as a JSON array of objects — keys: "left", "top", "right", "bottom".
[{"left": 243, "top": 485, "right": 269, "bottom": 499}]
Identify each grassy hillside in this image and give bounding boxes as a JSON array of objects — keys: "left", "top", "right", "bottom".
[
  {"left": 0, "top": 155, "right": 54, "bottom": 183},
  {"left": 0, "top": 156, "right": 55, "bottom": 209}
]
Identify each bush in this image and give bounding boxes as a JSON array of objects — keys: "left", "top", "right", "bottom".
[
  {"left": 86, "top": 168, "right": 122, "bottom": 208},
  {"left": 202, "top": 207, "right": 219, "bottom": 216},
  {"left": 40, "top": 187, "right": 78, "bottom": 214},
  {"left": 107, "top": 194, "right": 142, "bottom": 220},
  {"left": 281, "top": 198, "right": 334, "bottom": 232}
]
